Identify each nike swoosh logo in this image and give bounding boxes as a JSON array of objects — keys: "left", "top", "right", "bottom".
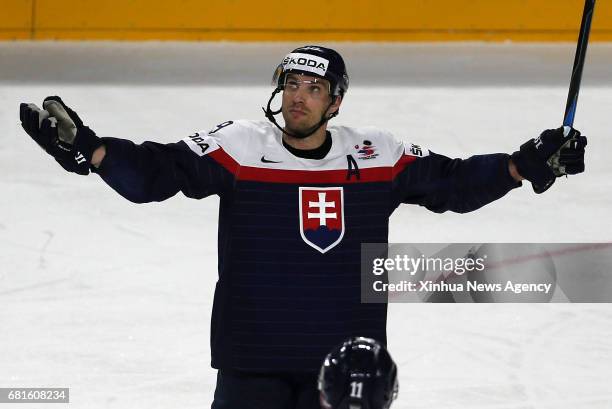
[{"left": 261, "top": 156, "right": 282, "bottom": 163}]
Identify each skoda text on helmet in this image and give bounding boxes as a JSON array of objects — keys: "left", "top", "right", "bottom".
[
  {"left": 318, "top": 337, "right": 399, "bottom": 409},
  {"left": 263, "top": 45, "right": 349, "bottom": 139}
]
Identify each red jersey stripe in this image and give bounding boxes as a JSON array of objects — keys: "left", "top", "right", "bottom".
[{"left": 209, "top": 148, "right": 418, "bottom": 184}]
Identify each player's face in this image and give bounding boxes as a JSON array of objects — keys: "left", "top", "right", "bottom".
[{"left": 281, "top": 74, "right": 338, "bottom": 135}]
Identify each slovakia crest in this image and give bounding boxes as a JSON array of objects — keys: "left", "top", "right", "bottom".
[{"left": 299, "top": 187, "right": 345, "bottom": 254}]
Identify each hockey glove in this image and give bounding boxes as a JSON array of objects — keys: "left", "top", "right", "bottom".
[
  {"left": 511, "top": 126, "right": 587, "bottom": 194},
  {"left": 19, "top": 96, "right": 103, "bottom": 175}
]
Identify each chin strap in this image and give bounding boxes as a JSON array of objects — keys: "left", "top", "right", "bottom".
[{"left": 262, "top": 87, "right": 338, "bottom": 139}]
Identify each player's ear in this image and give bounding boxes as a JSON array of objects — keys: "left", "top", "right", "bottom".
[{"left": 328, "top": 95, "right": 342, "bottom": 117}]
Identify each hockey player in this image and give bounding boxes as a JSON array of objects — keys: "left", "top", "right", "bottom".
[
  {"left": 19, "top": 45, "right": 587, "bottom": 408},
  {"left": 318, "top": 337, "right": 398, "bottom": 409}
]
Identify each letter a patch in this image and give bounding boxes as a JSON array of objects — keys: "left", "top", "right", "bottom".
[{"left": 299, "top": 187, "right": 345, "bottom": 254}]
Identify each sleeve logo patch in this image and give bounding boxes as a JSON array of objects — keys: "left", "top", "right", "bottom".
[
  {"left": 405, "top": 143, "right": 428, "bottom": 158},
  {"left": 183, "top": 132, "right": 219, "bottom": 157}
]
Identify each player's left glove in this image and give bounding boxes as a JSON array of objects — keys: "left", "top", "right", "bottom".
[
  {"left": 511, "top": 126, "right": 587, "bottom": 193},
  {"left": 19, "top": 96, "right": 102, "bottom": 175}
]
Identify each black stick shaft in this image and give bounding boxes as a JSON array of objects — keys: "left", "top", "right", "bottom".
[{"left": 564, "top": 0, "right": 596, "bottom": 127}]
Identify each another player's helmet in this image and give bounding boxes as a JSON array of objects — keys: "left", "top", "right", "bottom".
[
  {"left": 318, "top": 337, "right": 398, "bottom": 409},
  {"left": 271, "top": 45, "right": 349, "bottom": 98}
]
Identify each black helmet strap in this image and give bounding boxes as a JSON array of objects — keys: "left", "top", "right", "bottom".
[{"left": 262, "top": 87, "right": 339, "bottom": 140}]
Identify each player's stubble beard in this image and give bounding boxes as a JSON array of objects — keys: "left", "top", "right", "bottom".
[
  {"left": 282, "top": 100, "right": 333, "bottom": 139},
  {"left": 281, "top": 104, "right": 329, "bottom": 140}
]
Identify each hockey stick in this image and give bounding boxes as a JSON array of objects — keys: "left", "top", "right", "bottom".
[{"left": 563, "top": 0, "right": 596, "bottom": 127}]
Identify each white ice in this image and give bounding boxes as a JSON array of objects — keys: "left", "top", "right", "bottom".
[{"left": 1, "top": 42, "right": 612, "bottom": 409}]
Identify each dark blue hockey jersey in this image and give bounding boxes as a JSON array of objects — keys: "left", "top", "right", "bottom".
[{"left": 94, "top": 120, "right": 520, "bottom": 372}]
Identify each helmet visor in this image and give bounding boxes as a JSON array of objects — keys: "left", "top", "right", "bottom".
[{"left": 271, "top": 64, "right": 284, "bottom": 87}]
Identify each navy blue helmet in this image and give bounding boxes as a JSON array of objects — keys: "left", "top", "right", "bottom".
[
  {"left": 272, "top": 45, "right": 349, "bottom": 98},
  {"left": 318, "top": 337, "right": 398, "bottom": 409},
  {"left": 264, "top": 45, "right": 349, "bottom": 138}
]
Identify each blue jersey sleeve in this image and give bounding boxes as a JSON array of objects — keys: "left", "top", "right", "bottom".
[
  {"left": 92, "top": 137, "right": 233, "bottom": 203},
  {"left": 392, "top": 151, "right": 521, "bottom": 213}
]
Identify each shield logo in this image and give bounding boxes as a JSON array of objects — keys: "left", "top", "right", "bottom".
[{"left": 299, "top": 187, "right": 345, "bottom": 254}]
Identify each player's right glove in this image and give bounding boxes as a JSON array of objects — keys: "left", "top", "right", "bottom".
[
  {"left": 19, "top": 96, "right": 103, "bottom": 175},
  {"left": 511, "top": 126, "right": 587, "bottom": 193}
]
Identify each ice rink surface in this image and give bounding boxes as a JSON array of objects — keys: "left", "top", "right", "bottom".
[{"left": 1, "top": 42, "right": 612, "bottom": 408}]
